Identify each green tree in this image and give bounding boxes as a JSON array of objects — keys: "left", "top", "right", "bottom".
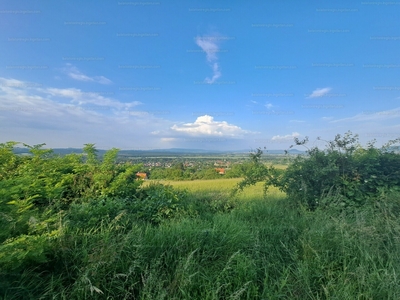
[
  {"left": 83, "top": 143, "right": 98, "bottom": 166},
  {"left": 234, "top": 132, "right": 400, "bottom": 210}
]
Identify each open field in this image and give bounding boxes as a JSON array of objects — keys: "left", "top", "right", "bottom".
[
  {"left": 147, "top": 178, "right": 286, "bottom": 201},
  {"left": 264, "top": 163, "right": 288, "bottom": 170}
]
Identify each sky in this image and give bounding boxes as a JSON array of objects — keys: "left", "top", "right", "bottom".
[{"left": 1, "top": 0, "right": 400, "bottom": 151}]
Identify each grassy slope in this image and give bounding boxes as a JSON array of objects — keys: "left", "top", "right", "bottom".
[{"left": 3, "top": 178, "right": 400, "bottom": 299}]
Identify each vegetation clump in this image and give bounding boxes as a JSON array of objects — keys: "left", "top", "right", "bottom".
[
  {"left": 1, "top": 133, "right": 400, "bottom": 299},
  {"left": 235, "top": 131, "right": 400, "bottom": 211}
]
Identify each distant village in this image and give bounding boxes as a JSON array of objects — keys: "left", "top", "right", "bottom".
[
  {"left": 142, "top": 159, "right": 232, "bottom": 170},
  {"left": 128, "top": 156, "right": 289, "bottom": 180}
]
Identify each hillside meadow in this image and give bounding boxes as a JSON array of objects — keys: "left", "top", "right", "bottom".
[
  {"left": 3, "top": 186, "right": 400, "bottom": 299},
  {"left": 1, "top": 135, "right": 400, "bottom": 299}
]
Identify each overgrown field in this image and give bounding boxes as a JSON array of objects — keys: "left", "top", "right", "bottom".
[
  {"left": 1, "top": 133, "right": 400, "bottom": 299},
  {"left": 3, "top": 192, "right": 400, "bottom": 299}
]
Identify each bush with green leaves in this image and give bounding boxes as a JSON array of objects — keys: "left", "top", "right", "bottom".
[
  {"left": 133, "top": 183, "right": 190, "bottom": 223},
  {"left": 0, "top": 142, "right": 179, "bottom": 274},
  {"left": 235, "top": 132, "right": 400, "bottom": 210},
  {"left": 0, "top": 142, "right": 146, "bottom": 207},
  {"left": 149, "top": 165, "right": 225, "bottom": 180}
]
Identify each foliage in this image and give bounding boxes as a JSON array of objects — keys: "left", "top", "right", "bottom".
[
  {"left": 132, "top": 183, "right": 190, "bottom": 224},
  {"left": 149, "top": 166, "right": 187, "bottom": 180},
  {"left": 235, "top": 131, "right": 400, "bottom": 210},
  {"left": 2, "top": 190, "right": 400, "bottom": 299},
  {"left": 0, "top": 142, "right": 188, "bottom": 275},
  {"left": 149, "top": 165, "right": 226, "bottom": 180},
  {"left": 2, "top": 136, "right": 400, "bottom": 299},
  {"left": 224, "top": 163, "right": 251, "bottom": 178},
  {"left": 148, "top": 160, "right": 263, "bottom": 181}
]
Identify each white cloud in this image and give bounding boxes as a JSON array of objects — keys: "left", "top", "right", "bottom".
[
  {"left": 205, "top": 62, "right": 221, "bottom": 84},
  {"left": 0, "top": 77, "right": 169, "bottom": 149},
  {"left": 195, "top": 36, "right": 222, "bottom": 84},
  {"left": 161, "top": 137, "right": 177, "bottom": 142},
  {"left": 265, "top": 103, "right": 274, "bottom": 109},
  {"left": 195, "top": 37, "right": 219, "bottom": 62},
  {"left": 95, "top": 76, "right": 113, "bottom": 85},
  {"left": 171, "top": 115, "right": 249, "bottom": 137},
  {"left": 272, "top": 132, "right": 300, "bottom": 141},
  {"left": 0, "top": 77, "right": 259, "bottom": 150},
  {"left": 331, "top": 108, "right": 400, "bottom": 123},
  {"left": 44, "top": 87, "right": 141, "bottom": 110},
  {"left": 307, "top": 87, "right": 331, "bottom": 98},
  {"left": 64, "top": 64, "right": 112, "bottom": 85},
  {"left": 0, "top": 78, "right": 29, "bottom": 88}
]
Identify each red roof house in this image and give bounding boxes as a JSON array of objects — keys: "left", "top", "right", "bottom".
[
  {"left": 136, "top": 172, "right": 148, "bottom": 180},
  {"left": 215, "top": 168, "right": 225, "bottom": 175}
]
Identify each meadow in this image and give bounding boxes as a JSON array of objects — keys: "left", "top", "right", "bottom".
[
  {"left": 3, "top": 180, "right": 400, "bottom": 299},
  {"left": 2, "top": 137, "right": 400, "bottom": 299},
  {"left": 147, "top": 178, "right": 285, "bottom": 201}
]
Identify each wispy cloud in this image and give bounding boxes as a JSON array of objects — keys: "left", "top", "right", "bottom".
[
  {"left": 171, "top": 115, "right": 249, "bottom": 137},
  {"left": 195, "top": 36, "right": 222, "bottom": 84},
  {"left": 0, "top": 77, "right": 169, "bottom": 149},
  {"left": 44, "top": 87, "right": 141, "bottom": 110},
  {"left": 271, "top": 132, "right": 300, "bottom": 141},
  {"left": 330, "top": 108, "right": 400, "bottom": 123},
  {"left": 0, "top": 77, "right": 258, "bottom": 150},
  {"left": 307, "top": 87, "right": 331, "bottom": 98},
  {"left": 160, "top": 137, "right": 178, "bottom": 142},
  {"left": 64, "top": 64, "right": 112, "bottom": 84}
]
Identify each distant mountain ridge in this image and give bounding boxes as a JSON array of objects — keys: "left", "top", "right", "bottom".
[{"left": 12, "top": 147, "right": 305, "bottom": 156}]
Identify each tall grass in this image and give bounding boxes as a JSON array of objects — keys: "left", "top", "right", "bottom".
[{"left": 2, "top": 190, "right": 400, "bottom": 299}]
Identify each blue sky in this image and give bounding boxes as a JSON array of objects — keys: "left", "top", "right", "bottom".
[{"left": 1, "top": 0, "right": 400, "bottom": 150}]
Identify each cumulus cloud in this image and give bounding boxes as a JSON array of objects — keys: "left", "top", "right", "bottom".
[
  {"left": 171, "top": 115, "right": 249, "bottom": 137},
  {"left": 307, "top": 87, "right": 331, "bottom": 98},
  {"left": 64, "top": 64, "right": 112, "bottom": 84},
  {"left": 271, "top": 132, "right": 300, "bottom": 141},
  {"left": 195, "top": 36, "right": 222, "bottom": 84},
  {"left": 0, "top": 77, "right": 259, "bottom": 150}
]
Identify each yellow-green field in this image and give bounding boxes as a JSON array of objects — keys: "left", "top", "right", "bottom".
[
  {"left": 265, "top": 163, "right": 288, "bottom": 170},
  {"left": 147, "top": 178, "right": 285, "bottom": 201}
]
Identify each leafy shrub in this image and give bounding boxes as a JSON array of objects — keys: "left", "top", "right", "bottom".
[
  {"left": 180, "top": 191, "right": 238, "bottom": 222},
  {"left": 66, "top": 197, "right": 129, "bottom": 229},
  {"left": 133, "top": 183, "right": 189, "bottom": 224},
  {"left": 235, "top": 132, "right": 400, "bottom": 210},
  {"left": 66, "top": 183, "right": 190, "bottom": 228},
  {"left": 0, "top": 142, "right": 145, "bottom": 209}
]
